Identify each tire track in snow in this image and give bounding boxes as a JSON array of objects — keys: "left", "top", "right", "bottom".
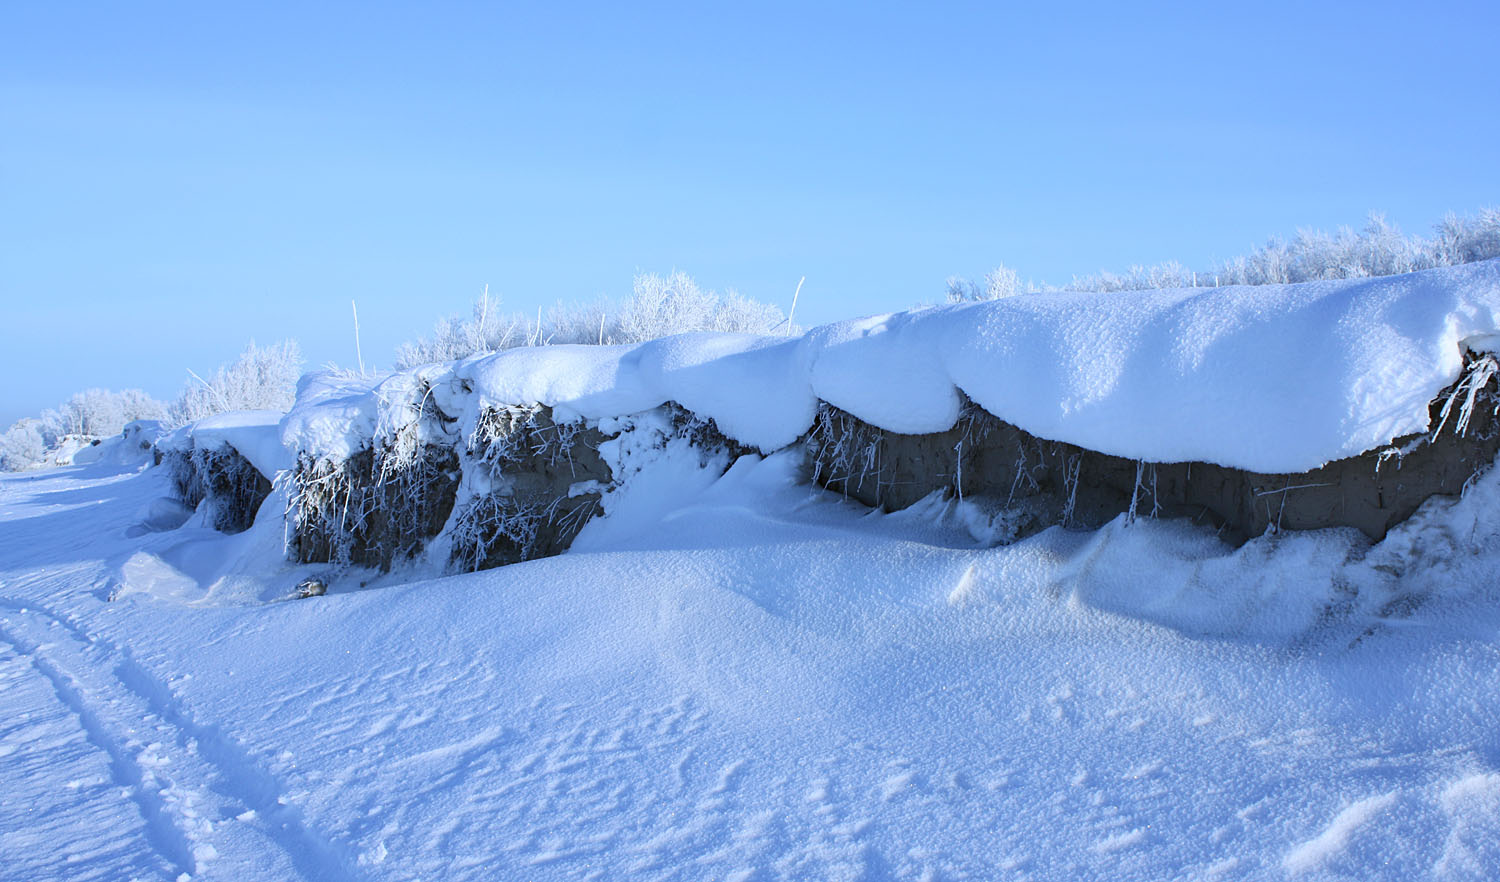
[
  {"left": 0, "top": 599, "right": 363, "bottom": 882},
  {"left": 0, "top": 619, "right": 200, "bottom": 879}
]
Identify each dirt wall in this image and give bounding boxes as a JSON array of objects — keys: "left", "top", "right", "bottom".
[
  {"left": 807, "top": 352, "right": 1500, "bottom": 544},
  {"left": 165, "top": 445, "right": 273, "bottom": 535}
]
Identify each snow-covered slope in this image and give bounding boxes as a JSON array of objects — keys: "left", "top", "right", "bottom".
[
  {"left": 3, "top": 443, "right": 1500, "bottom": 880},
  {"left": 7, "top": 261, "right": 1500, "bottom": 880},
  {"left": 285, "top": 259, "right": 1500, "bottom": 474}
]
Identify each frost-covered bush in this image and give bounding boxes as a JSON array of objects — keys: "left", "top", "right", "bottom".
[
  {"left": 0, "top": 419, "right": 48, "bottom": 471},
  {"left": 544, "top": 298, "right": 614, "bottom": 347},
  {"left": 946, "top": 265, "right": 1032, "bottom": 302},
  {"left": 394, "top": 273, "right": 792, "bottom": 369},
  {"left": 616, "top": 271, "right": 789, "bottom": 341},
  {"left": 46, "top": 388, "right": 168, "bottom": 438},
  {"left": 393, "top": 291, "right": 536, "bottom": 368},
  {"left": 172, "top": 340, "right": 302, "bottom": 425},
  {"left": 1, "top": 388, "right": 169, "bottom": 471},
  {"left": 1432, "top": 208, "right": 1500, "bottom": 266},
  {"left": 949, "top": 209, "right": 1500, "bottom": 299}
]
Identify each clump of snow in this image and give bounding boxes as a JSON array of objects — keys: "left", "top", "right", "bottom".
[
  {"left": 279, "top": 370, "right": 390, "bottom": 462},
  {"left": 188, "top": 411, "right": 291, "bottom": 480},
  {"left": 452, "top": 334, "right": 814, "bottom": 453}
]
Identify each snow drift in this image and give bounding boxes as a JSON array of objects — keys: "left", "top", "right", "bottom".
[
  {"left": 159, "top": 260, "right": 1500, "bottom": 568},
  {"left": 159, "top": 412, "right": 284, "bottom": 535}
]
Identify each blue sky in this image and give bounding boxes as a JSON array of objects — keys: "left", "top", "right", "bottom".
[{"left": 4, "top": 0, "right": 1498, "bottom": 425}]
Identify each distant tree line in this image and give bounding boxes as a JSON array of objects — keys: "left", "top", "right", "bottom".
[
  {"left": 0, "top": 341, "right": 301, "bottom": 471},
  {"left": 394, "top": 271, "right": 792, "bottom": 369},
  {"left": 8, "top": 209, "right": 1498, "bottom": 471},
  {"left": 946, "top": 209, "right": 1500, "bottom": 301}
]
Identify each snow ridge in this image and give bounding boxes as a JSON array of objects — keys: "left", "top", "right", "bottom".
[{"left": 278, "top": 260, "right": 1500, "bottom": 475}]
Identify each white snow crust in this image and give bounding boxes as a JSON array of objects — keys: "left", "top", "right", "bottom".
[
  {"left": 282, "top": 259, "right": 1500, "bottom": 472},
  {"left": 278, "top": 370, "right": 390, "bottom": 462},
  {"left": 189, "top": 410, "right": 292, "bottom": 478},
  {"left": 4, "top": 430, "right": 1500, "bottom": 879}
]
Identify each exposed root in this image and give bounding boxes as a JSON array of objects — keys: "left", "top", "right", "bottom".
[
  {"left": 1432, "top": 353, "right": 1500, "bottom": 441},
  {"left": 445, "top": 401, "right": 745, "bottom": 572}
]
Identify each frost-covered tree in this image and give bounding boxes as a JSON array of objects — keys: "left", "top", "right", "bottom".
[
  {"left": 45, "top": 388, "right": 167, "bottom": 438},
  {"left": 0, "top": 419, "right": 47, "bottom": 471},
  {"left": 1, "top": 388, "right": 168, "bottom": 471},
  {"left": 394, "top": 273, "right": 792, "bottom": 368},
  {"left": 947, "top": 209, "right": 1500, "bottom": 299},
  {"left": 172, "top": 340, "right": 302, "bottom": 424}
]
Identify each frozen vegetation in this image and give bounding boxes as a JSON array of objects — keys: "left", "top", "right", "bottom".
[
  {"left": 946, "top": 209, "right": 1500, "bottom": 301},
  {"left": 285, "top": 258, "right": 1500, "bottom": 474},
  {"left": 4, "top": 234, "right": 1500, "bottom": 880},
  {"left": 394, "top": 271, "right": 792, "bottom": 370},
  {"left": 0, "top": 341, "right": 301, "bottom": 472}
]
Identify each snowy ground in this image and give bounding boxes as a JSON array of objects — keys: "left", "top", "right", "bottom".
[{"left": 3, "top": 450, "right": 1500, "bottom": 881}]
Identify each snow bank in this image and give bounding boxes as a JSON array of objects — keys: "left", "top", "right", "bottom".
[
  {"left": 938, "top": 260, "right": 1500, "bottom": 472},
  {"left": 814, "top": 259, "right": 1500, "bottom": 471},
  {"left": 190, "top": 410, "right": 291, "bottom": 479},
  {"left": 281, "top": 260, "right": 1500, "bottom": 474},
  {"left": 453, "top": 334, "right": 813, "bottom": 452},
  {"left": 278, "top": 370, "right": 390, "bottom": 462}
]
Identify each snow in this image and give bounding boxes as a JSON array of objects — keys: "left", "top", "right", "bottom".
[
  {"left": 279, "top": 370, "right": 389, "bottom": 462},
  {"left": 4, "top": 430, "right": 1500, "bottom": 879},
  {"left": 455, "top": 333, "right": 814, "bottom": 452},
  {"left": 1282, "top": 793, "right": 1399, "bottom": 875},
  {"left": 189, "top": 411, "right": 291, "bottom": 479},
  {"left": 938, "top": 259, "right": 1500, "bottom": 471},
  {"left": 282, "top": 259, "right": 1500, "bottom": 472},
  {"left": 7, "top": 260, "right": 1500, "bottom": 879}
]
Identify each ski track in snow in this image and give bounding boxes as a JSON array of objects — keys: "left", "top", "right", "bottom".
[{"left": 3, "top": 460, "right": 1500, "bottom": 879}]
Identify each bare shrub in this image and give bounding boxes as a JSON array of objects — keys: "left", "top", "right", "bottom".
[
  {"left": 949, "top": 209, "right": 1500, "bottom": 299},
  {"left": 172, "top": 340, "right": 302, "bottom": 425},
  {"left": 395, "top": 273, "right": 793, "bottom": 369}
]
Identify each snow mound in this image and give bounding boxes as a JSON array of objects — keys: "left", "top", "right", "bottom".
[
  {"left": 282, "top": 260, "right": 1500, "bottom": 474},
  {"left": 189, "top": 410, "right": 291, "bottom": 479}
]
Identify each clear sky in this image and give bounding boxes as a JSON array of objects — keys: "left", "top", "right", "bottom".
[{"left": 4, "top": 0, "right": 1498, "bottom": 426}]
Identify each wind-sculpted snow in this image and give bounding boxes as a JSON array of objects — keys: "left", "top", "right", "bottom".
[
  {"left": 189, "top": 411, "right": 292, "bottom": 480},
  {"left": 277, "top": 371, "right": 388, "bottom": 463},
  {"left": 939, "top": 259, "right": 1500, "bottom": 471},
  {"left": 4, "top": 446, "right": 1500, "bottom": 879},
  {"left": 279, "top": 259, "right": 1500, "bottom": 474}
]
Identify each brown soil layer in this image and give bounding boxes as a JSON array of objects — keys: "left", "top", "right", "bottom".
[
  {"left": 290, "top": 444, "right": 460, "bottom": 569},
  {"left": 166, "top": 445, "right": 272, "bottom": 535},
  {"left": 806, "top": 353, "right": 1500, "bottom": 544},
  {"left": 448, "top": 406, "right": 612, "bottom": 571}
]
